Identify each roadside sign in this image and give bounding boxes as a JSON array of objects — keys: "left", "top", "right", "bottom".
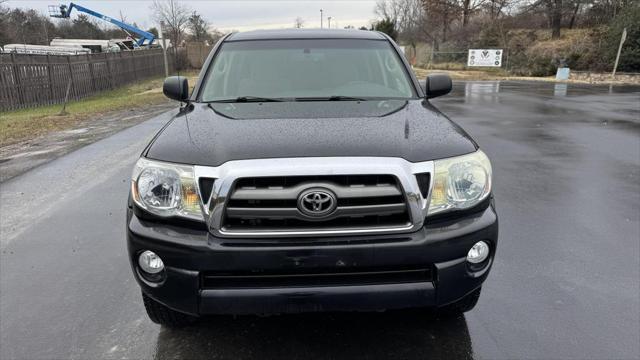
[
  {"left": 556, "top": 67, "right": 570, "bottom": 80},
  {"left": 468, "top": 49, "right": 502, "bottom": 67}
]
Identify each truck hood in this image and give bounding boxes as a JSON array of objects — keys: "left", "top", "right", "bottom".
[{"left": 144, "top": 100, "right": 477, "bottom": 166}]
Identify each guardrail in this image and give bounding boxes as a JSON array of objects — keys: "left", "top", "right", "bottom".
[{"left": 0, "top": 49, "right": 171, "bottom": 111}]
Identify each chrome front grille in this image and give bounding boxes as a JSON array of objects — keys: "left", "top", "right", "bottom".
[
  {"left": 194, "top": 157, "right": 434, "bottom": 238},
  {"left": 222, "top": 175, "right": 411, "bottom": 233}
]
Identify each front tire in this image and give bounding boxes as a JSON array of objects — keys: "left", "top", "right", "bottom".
[{"left": 142, "top": 292, "right": 197, "bottom": 327}]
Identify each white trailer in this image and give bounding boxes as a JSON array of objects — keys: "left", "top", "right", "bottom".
[
  {"left": 50, "top": 38, "right": 110, "bottom": 53},
  {"left": 1, "top": 44, "right": 91, "bottom": 55}
]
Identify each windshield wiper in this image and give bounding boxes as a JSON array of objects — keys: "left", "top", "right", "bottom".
[
  {"left": 209, "top": 96, "right": 285, "bottom": 103},
  {"left": 294, "top": 95, "right": 368, "bottom": 102}
]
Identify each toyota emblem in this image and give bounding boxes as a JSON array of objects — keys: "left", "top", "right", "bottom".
[{"left": 297, "top": 188, "right": 337, "bottom": 218}]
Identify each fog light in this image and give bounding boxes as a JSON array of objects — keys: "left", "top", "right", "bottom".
[
  {"left": 138, "top": 250, "right": 164, "bottom": 274},
  {"left": 467, "top": 241, "right": 490, "bottom": 264}
]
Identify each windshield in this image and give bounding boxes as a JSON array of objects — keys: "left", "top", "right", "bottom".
[{"left": 199, "top": 39, "right": 416, "bottom": 102}]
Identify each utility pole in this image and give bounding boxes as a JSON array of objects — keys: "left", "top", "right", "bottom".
[
  {"left": 320, "top": 9, "right": 323, "bottom": 29},
  {"left": 327, "top": 16, "right": 332, "bottom": 29},
  {"left": 43, "top": 20, "right": 49, "bottom": 44},
  {"left": 612, "top": 27, "right": 627, "bottom": 79},
  {"left": 160, "top": 21, "right": 169, "bottom": 77}
]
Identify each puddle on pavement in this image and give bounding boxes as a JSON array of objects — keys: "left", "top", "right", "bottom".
[{"left": 63, "top": 128, "right": 89, "bottom": 135}]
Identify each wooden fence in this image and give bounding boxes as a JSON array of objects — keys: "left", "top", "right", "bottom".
[
  {"left": 0, "top": 49, "right": 171, "bottom": 111},
  {"left": 186, "top": 42, "right": 213, "bottom": 69}
]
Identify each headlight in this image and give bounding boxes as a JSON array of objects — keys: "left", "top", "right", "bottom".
[
  {"left": 429, "top": 150, "right": 492, "bottom": 216},
  {"left": 131, "top": 158, "right": 203, "bottom": 220}
]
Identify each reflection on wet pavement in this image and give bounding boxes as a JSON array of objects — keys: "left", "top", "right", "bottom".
[
  {"left": 155, "top": 311, "right": 472, "bottom": 360},
  {"left": 553, "top": 83, "right": 567, "bottom": 96}
]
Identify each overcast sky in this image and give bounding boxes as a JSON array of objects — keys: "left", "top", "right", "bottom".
[{"left": 7, "top": 0, "right": 379, "bottom": 32}]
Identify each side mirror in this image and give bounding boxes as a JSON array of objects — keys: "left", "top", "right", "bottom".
[
  {"left": 425, "top": 74, "right": 452, "bottom": 99},
  {"left": 163, "top": 76, "right": 189, "bottom": 102}
]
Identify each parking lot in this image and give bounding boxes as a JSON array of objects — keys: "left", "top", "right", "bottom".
[{"left": 1, "top": 80, "right": 638, "bottom": 359}]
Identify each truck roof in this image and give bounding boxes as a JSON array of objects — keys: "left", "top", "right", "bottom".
[{"left": 226, "top": 29, "right": 386, "bottom": 42}]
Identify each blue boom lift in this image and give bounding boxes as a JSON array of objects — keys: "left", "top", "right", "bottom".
[{"left": 49, "top": 3, "right": 156, "bottom": 47}]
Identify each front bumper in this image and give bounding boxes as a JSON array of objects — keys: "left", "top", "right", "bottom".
[{"left": 127, "top": 203, "right": 498, "bottom": 316}]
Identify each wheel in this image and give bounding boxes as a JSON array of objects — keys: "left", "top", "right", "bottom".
[
  {"left": 437, "top": 287, "right": 481, "bottom": 317},
  {"left": 142, "top": 292, "right": 197, "bottom": 327}
]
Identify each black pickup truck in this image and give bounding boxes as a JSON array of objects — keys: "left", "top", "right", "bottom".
[{"left": 127, "top": 29, "right": 498, "bottom": 327}]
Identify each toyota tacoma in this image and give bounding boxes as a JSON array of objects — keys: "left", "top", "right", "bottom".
[{"left": 127, "top": 29, "right": 498, "bottom": 327}]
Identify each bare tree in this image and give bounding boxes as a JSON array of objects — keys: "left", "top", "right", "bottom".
[
  {"left": 567, "top": 0, "right": 582, "bottom": 29},
  {"left": 376, "top": 0, "right": 437, "bottom": 57},
  {"left": 544, "top": 0, "right": 563, "bottom": 38},
  {"left": 375, "top": 0, "right": 421, "bottom": 35},
  {"left": 0, "top": 0, "right": 8, "bottom": 17},
  {"left": 375, "top": 0, "right": 430, "bottom": 40},
  {"left": 151, "top": 0, "right": 190, "bottom": 47},
  {"left": 423, "top": 0, "right": 460, "bottom": 44},
  {"left": 461, "top": 0, "right": 487, "bottom": 26},
  {"left": 521, "top": 0, "right": 563, "bottom": 39},
  {"left": 0, "top": 0, "right": 12, "bottom": 47},
  {"left": 375, "top": 0, "right": 523, "bottom": 49},
  {"left": 188, "top": 11, "right": 210, "bottom": 42},
  {"left": 294, "top": 17, "right": 305, "bottom": 28},
  {"left": 375, "top": 0, "right": 402, "bottom": 23}
]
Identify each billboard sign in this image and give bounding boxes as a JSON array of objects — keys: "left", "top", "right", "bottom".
[{"left": 468, "top": 49, "right": 502, "bottom": 67}]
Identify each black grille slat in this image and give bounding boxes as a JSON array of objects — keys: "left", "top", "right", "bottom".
[
  {"left": 338, "top": 195, "right": 404, "bottom": 206},
  {"left": 227, "top": 199, "right": 298, "bottom": 208},
  {"left": 227, "top": 195, "right": 405, "bottom": 208},
  {"left": 231, "top": 183, "right": 401, "bottom": 200},
  {"left": 224, "top": 213, "right": 410, "bottom": 230},
  {"left": 226, "top": 203, "right": 407, "bottom": 220},
  {"left": 235, "top": 175, "right": 397, "bottom": 189}
]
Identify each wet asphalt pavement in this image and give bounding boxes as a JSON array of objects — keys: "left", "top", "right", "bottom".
[{"left": 1, "top": 81, "right": 639, "bottom": 359}]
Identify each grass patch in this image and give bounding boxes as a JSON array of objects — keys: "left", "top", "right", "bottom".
[{"left": 0, "top": 70, "right": 198, "bottom": 147}]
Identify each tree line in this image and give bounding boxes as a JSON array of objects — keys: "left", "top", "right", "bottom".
[
  {"left": 371, "top": 0, "right": 638, "bottom": 73},
  {"left": 0, "top": 0, "right": 222, "bottom": 49},
  {"left": 1, "top": 0, "right": 636, "bottom": 74}
]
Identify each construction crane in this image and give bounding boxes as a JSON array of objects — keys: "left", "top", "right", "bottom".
[{"left": 48, "top": 3, "right": 156, "bottom": 47}]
